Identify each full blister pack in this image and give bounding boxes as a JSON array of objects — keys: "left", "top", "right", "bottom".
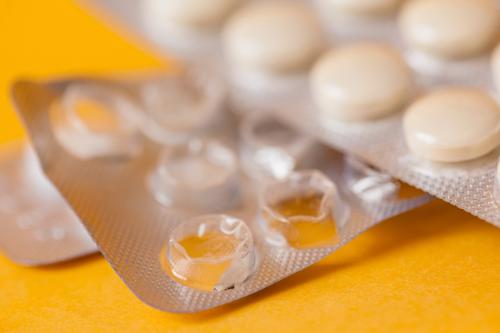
[
  {"left": 80, "top": 0, "right": 500, "bottom": 227},
  {"left": 11, "top": 71, "right": 430, "bottom": 312}
]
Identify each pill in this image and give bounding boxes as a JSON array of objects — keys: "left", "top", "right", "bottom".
[
  {"left": 319, "top": 0, "right": 402, "bottom": 17},
  {"left": 223, "top": 1, "right": 325, "bottom": 76},
  {"left": 310, "top": 42, "right": 413, "bottom": 121},
  {"left": 403, "top": 87, "right": 500, "bottom": 163},
  {"left": 399, "top": 0, "right": 500, "bottom": 59}
]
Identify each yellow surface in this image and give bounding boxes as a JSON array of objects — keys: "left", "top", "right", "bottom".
[{"left": 1, "top": 1, "right": 500, "bottom": 332}]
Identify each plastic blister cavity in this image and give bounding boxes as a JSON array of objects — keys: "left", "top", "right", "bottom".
[
  {"left": 148, "top": 139, "right": 240, "bottom": 212},
  {"left": 162, "top": 214, "right": 256, "bottom": 291},
  {"left": 138, "top": 69, "right": 226, "bottom": 145},
  {"left": 11, "top": 77, "right": 431, "bottom": 312},
  {"left": 343, "top": 155, "right": 399, "bottom": 203},
  {"left": 50, "top": 82, "right": 142, "bottom": 160},
  {"left": 0, "top": 141, "right": 96, "bottom": 265},
  {"left": 239, "top": 112, "right": 314, "bottom": 181},
  {"left": 260, "top": 170, "right": 348, "bottom": 248}
]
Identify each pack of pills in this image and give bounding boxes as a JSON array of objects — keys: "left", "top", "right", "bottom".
[
  {"left": 11, "top": 73, "right": 429, "bottom": 312},
  {"left": 80, "top": 0, "right": 500, "bottom": 227},
  {"left": 0, "top": 141, "right": 96, "bottom": 265}
]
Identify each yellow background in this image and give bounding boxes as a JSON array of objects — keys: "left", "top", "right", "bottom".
[{"left": 1, "top": 1, "right": 500, "bottom": 332}]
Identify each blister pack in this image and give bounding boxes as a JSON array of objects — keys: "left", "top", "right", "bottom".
[
  {"left": 80, "top": 0, "right": 500, "bottom": 227},
  {"left": 0, "top": 141, "right": 96, "bottom": 265},
  {"left": 11, "top": 73, "right": 430, "bottom": 312}
]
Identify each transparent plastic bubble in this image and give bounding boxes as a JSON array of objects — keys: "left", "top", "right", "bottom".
[
  {"left": 260, "top": 170, "right": 349, "bottom": 249},
  {"left": 162, "top": 214, "right": 256, "bottom": 292},
  {"left": 239, "top": 112, "right": 315, "bottom": 181},
  {"left": 148, "top": 139, "right": 240, "bottom": 212},
  {"left": 50, "top": 83, "right": 142, "bottom": 160},
  {"left": 139, "top": 69, "right": 225, "bottom": 145},
  {"left": 343, "top": 155, "right": 400, "bottom": 202}
]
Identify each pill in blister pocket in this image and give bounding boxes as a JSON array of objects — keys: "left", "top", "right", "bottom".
[
  {"left": 310, "top": 42, "right": 413, "bottom": 121},
  {"left": 403, "top": 87, "right": 500, "bottom": 163},
  {"left": 260, "top": 170, "right": 348, "bottom": 249},
  {"left": 162, "top": 214, "right": 256, "bottom": 291},
  {"left": 319, "top": 0, "right": 402, "bottom": 17},
  {"left": 50, "top": 83, "right": 142, "bottom": 160},
  {"left": 239, "top": 112, "right": 314, "bottom": 181},
  {"left": 223, "top": 1, "right": 324, "bottom": 77},
  {"left": 400, "top": 0, "right": 500, "bottom": 59},
  {"left": 148, "top": 139, "right": 240, "bottom": 211}
]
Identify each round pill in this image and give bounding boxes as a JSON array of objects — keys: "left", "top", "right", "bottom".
[
  {"left": 399, "top": 0, "right": 500, "bottom": 59},
  {"left": 310, "top": 42, "right": 413, "bottom": 121},
  {"left": 143, "top": 0, "right": 242, "bottom": 30},
  {"left": 493, "top": 44, "right": 500, "bottom": 94},
  {"left": 223, "top": 1, "right": 325, "bottom": 75},
  {"left": 319, "top": 0, "right": 402, "bottom": 17},
  {"left": 403, "top": 88, "right": 500, "bottom": 163}
]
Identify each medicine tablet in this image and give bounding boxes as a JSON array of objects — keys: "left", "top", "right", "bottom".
[
  {"left": 319, "top": 0, "right": 402, "bottom": 17},
  {"left": 143, "top": 0, "right": 242, "bottom": 30},
  {"left": 399, "top": 0, "right": 500, "bottom": 59},
  {"left": 310, "top": 42, "right": 413, "bottom": 121},
  {"left": 493, "top": 44, "right": 500, "bottom": 94},
  {"left": 223, "top": 1, "right": 325, "bottom": 75},
  {"left": 403, "top": 88, "right": 500, "bottom": 163}
]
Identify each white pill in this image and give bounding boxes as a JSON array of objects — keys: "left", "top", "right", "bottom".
[
  {"left": 223, "top": 1, "right": 325, "bottom": 75},
  {"left": 310, "top": 42, "right": 413, "bottom": 121},
  {"left": 143, "top": 0, "right": 242, "bottom": 30},
  {"left": 400, "top": 0, "right": 500, "bottom": 59},
  {"left": 493, "top": 44, "right": 500, "bottom": 94},
  {"left": 319, "top": 0, "right": 402, "bottom": 17},
  {"left": 403, "top": 88, "right": 500, "bottom": 163}
]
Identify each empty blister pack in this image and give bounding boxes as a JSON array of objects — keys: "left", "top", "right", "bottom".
[
  {"left": 80, "top": 0, "right": 500, "bottom": 227},
  {"left": 11, "top": 74, "right": 430, "bottom": 312},
  {"left": 0, "top": 141, "right": 97, "bottom": 265}
]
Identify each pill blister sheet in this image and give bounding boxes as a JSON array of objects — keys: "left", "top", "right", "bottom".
[
  {"left": 11, "top": 77, "right": 430, "bottom": 312},
  {"left": 0, "top": 141, "right": 97, "bottom": 265},
  {"left": 78, "top": 0, "right": 500, "bottom": 228}
]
